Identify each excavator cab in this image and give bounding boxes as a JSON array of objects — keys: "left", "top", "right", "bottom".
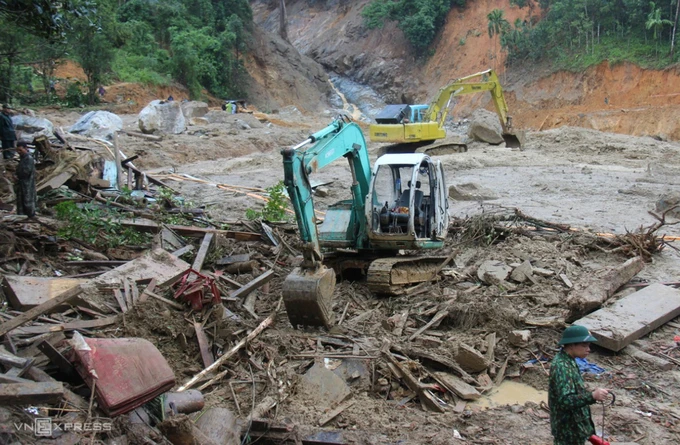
[{"left": 367, "top": 153, "right": 449, "bottom": 249}]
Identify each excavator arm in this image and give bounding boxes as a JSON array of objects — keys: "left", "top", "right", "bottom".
[
  {"left": 281, "top": 116, "right": 371, "bottom": 328},
  {"left": 425, "top": 69, "right": 514, "bottom": 134}
]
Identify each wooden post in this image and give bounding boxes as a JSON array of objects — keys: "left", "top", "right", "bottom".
[{"left": 113, "top": 131, "right": 123, "bottom": 190}]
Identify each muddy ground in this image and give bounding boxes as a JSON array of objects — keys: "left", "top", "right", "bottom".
[{"left": 4, "top": 104, "right": 680, "bottom": 445}]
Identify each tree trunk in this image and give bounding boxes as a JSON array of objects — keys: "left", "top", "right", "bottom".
[
  {"left": 672, "top": 0, "right": 680, "bottom": 59},
  {"left": 279, "top": 0, "right": 288, "bottom": 42}
]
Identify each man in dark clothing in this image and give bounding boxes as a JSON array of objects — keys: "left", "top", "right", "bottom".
[
  {"left": 14, "top": 141, "right": 36, "bottom": 217},
  {"left": 549, "top": 325, "right": 610, "bottom": 445},
  {"left": 0, "top": 104, "right": 17, "bottom": 159}
]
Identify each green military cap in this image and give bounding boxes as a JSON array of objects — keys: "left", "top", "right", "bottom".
[{"left": 558, "top": 325, "right": 597, "bottom": 345}]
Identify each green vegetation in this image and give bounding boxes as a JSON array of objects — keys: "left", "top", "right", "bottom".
[
  {"left": 502, "top": 0, "right": 680, "bottom": 70},
  {"left": 246, "top": 181, "right": 289, "bottom": 222},
  {"left": 362, "top": 0, "right": 680, "bottom": 71},
  {"left": 362, "top": 0, "right": 467, "bottom": 51},
  {"left": 0, "top": 0, "right": 252, "bottom": 106},
  {"left": 54, "top": 201, "right": 151, "bottom": 248}
]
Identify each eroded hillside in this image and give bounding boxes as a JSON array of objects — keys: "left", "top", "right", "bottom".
[{"left": 252, "top": 0, "right": 680, "bottom": 140}]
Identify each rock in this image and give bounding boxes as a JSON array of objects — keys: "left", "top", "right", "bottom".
[
  {"left": 195, "top": 407, "right": 239, "bottom": 445},
  {"left": 189, "top": 117, "right": 209, "bottom": 126},
  {"left": 477, "top": 260, "right": 511, "bottom": 283},
  {"left": 301, "top": 363, "right": 350, "bottom": 409},
  {"left": 236, "top": 119, "right": 251, "bottom": 130},
  {"left": 508, "top": 330, "right": 531, "bottom": 347},
  {"left": 454, "top": 343, "right": 490, "bottom": 373},
  {"left": 315, "top": 186, "right": 330, "bottom": 197},
  {"left": 180, "top": 101, "right": 209, "bottom": 119},
  {"left": 12, "top": 115, "right": 54, "bottom": 143},
  {"left": 656, "top": 192, "right": 680, "bottom": 219},
  {"left": 138, "top": 100, "right": 186, "bottom": 134},
  {"left": 204, "top": 110, "right": 231, "bottom": 124},
  {"left": 69, "top": 111, "right": 123, "bottom": 141},
  {"left": 468, "top": 108, "right": 504, "bottom": 145},
  {"left": 448, "top": 182, "right": 499, "bottom": 201},
  {"left": 510, "top": 260, "right": 534, "bottom": 283}
]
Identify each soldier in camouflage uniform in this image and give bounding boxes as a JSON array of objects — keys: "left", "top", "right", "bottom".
[{"left": 549, "top": 325, "right": 609, "bottom": 445}]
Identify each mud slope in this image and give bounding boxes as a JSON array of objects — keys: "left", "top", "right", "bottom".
[{"left": 253, "top": 0, "right": 680, "bottom": 140}]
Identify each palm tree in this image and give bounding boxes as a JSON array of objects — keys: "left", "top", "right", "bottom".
[
  {"left": 646, "top": 1, "right": 673, "bottom": 58},
  {"left": 487, "top": 9, "right": 509, "bottom": 71}
]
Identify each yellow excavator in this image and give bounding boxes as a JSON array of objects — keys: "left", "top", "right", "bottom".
[{"left": 369, "top": 69, "right": 524, "bottom": 154}]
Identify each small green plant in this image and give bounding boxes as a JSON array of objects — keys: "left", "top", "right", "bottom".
[
  {"left": 54, "top": 201, "right": 151, "bottom": 248},
  {"left": 459, "top": 37, "right": 466, "bottom": 46},
  {"left": 246, "top": 181, "right": 289, "bottom": 222}
]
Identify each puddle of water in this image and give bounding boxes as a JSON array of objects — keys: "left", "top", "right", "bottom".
[{"left": 471, "top": 381, "right": 547, "bottom": 409}]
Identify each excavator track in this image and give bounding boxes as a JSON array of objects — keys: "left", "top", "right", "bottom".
[{"left": 366, "top": 256, "right": 448, "bottom": 295}]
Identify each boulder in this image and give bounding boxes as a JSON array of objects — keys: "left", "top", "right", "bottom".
[
  {"left": 189, "top": 117, "right": 209, "bottom": 126},
  {"left": 138, "top": 100, "right": 186, "bottom": 134},
  {"left": 180, "top": 101, "right": 209, "bottom": 119},
  {"left": 656, "top": 192, "right": 680, "bottom": 219},
  {"left": 12, "top": 115, "right": 54, "bottom": 143},
  {"left": 69, "top": 111, "right": 123, "bottom": 141},
  {"left": 448, "top": 182, "right": 499, "bottom": 201},
  {"left": 477, "top": 260, "right": 511, "bottom": 284},
  {"left": 204, "top": 110, "right": 231, "bottom": 124},
  {"left": 468, "top": 108, "right": 504, "bottom": 145},
  {"left": 508, "top": 330, "right": 531, "bottom": 347},
  {"left": 454, "top": 343, "right": 490, "bottom": 373}
]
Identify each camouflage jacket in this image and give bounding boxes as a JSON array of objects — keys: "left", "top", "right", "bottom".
[{"left": 549, "top": 349, "right": 596, "bottom": 445}]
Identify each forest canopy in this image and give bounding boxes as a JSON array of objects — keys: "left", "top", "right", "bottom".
[{"left": 0, "top": 0, "right": 252, "bottom": 105}]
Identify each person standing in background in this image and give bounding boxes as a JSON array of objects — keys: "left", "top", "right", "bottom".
[{"left": 0, "top": 104, "right": 17, "bottom": 160}]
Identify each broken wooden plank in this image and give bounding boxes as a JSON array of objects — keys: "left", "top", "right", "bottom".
[
  {"left": 485, "top": 332, "right": 496, "bottom": 364},
  {"left": 119, "top": 218, "right": 262, "bottom": 240},
  {"left": 381, "top": 348, "right": 444, "bottom": 413},
  {"left": 192, "top": 233, "right": 214, "bottom": 272},
  {"left": 1, "top": 276, "right": 88, "bottom": 311},
  {"left": 25, "top": 366, "right": 88, "bottom": 409},
  {"left": 123, "top": 278, "right": 133, "bottom": 309},
  {"left": 0, "top": 381, "right": 64, "bottom": 405},
  {"left": 408, "top": 309, "right": 448, "bottom": 341},
  {"left": 0, "top": 349, "right": 32, "bottom": 370},
  {"left": 92, "top": 248, "right": 191, "bottom": 289},
  {"left": 143, "top": 290, "right": 185, "bottom": 310},
  {"left": 318, "top": 398, "right": 355, "bottom": 426},
  {"left": 429, "top": 371, "right": 481, "bottom": 400},
  {"left": 12, "top": 316, "right": 119, "bottom": 335},
  {"left": 122, "top": 130, "right": 163, "bottom": 141},
  {"left": 65, "top": 260, "right": 127, "bottom": 267},
  {"left": 574, "top": 283, "right": 680, "bottom": 351},
  {"left": 0, "top": 284, "right": 86, "bottom": 338},
  {"left": 37, "top": 341, "right": 77, "bottom": 377},
  {"left": 391, "top": 345, "right": 476, "bottom": 385},
  {"left": 0, "top": 373, "right": 32, "bottom": 384},
  {"left": 393, "top": 309, "right": 409, "bottom": 337},
  {"left": 216, "top": 253, "right": 251, "bottom": 266},
  {"left": 194, "top": 322, "right": 214, "bottom": 368},
  {"left": 229, "top": 270, "right": 275, "bottom": 300},
  {"left": 130, "top": 280, "right": 140, "bottom": 305},
  {"left": 171, "top": 245, "right": 195, "bottom": 258},
  {"left": 568, "top": 256, "right": 644, "bottom": 316},
  {"left": 113, "top": 288, "right": 128, "bottom": 313}
]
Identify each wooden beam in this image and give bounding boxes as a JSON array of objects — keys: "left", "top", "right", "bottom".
[
  {"left": 12, "top": 316, "right": 119, "bottom": 335},
  {"left": 0, "top": 381, "right": 64, "bottom": 405},
  {"left": 229, "top": 270, "right": 275, "bottom": 300},
  {"left": 381, "top": 347, "right": 444, "bottom": 413},
  {"left": 194, "top": 322, "right": 214, "bottom": 368},
  {"left": 192, "top": 233, "right": 214, "bottom": 272},
  {"left": 0, "top": 285, "right": 85, "bottom": 338}
]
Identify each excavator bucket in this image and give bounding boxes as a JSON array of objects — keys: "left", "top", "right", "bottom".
[
  {"left": 503, "top": 130, "right": 526, "bottom": 149},
  {"left": 282, "top": 266, "right": 336, "bottom": 328}
]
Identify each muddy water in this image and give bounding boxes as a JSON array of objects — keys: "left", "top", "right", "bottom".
[{"left": 472, "top": 381, "right": 547, "bottom": 409}]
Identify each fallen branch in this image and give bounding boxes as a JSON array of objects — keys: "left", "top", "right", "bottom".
[{"left": 177, "top": 299, "right": 281, "bottom": 391}]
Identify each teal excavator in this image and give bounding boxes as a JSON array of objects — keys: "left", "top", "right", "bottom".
[{"left": 281, "top": 116, "right": 450, "bottom": 328}]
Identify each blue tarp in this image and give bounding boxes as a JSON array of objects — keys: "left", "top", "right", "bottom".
[{"left": 575, "top": 357, "right": 606, "bottom": 374}]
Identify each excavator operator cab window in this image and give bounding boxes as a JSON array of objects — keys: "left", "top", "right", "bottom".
[{"left": 371, "top": 164, "right": 422, "bottom": 235}]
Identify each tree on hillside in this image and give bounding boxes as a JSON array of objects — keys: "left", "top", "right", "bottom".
[
  {"left": 0, "top": 0, "right": 96, "bottom": 40},
  {"left": 646, "top": 1, "right": 673, "bottom": 57},
  {"left": 0, "top": 25, "right": 31, "bottom": 103},
  {"left": 487, "top": 9, "right": 509, "bottom": 71},
  {"left": 670, "top": 0, "right": 680, "bottom": 59}
]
